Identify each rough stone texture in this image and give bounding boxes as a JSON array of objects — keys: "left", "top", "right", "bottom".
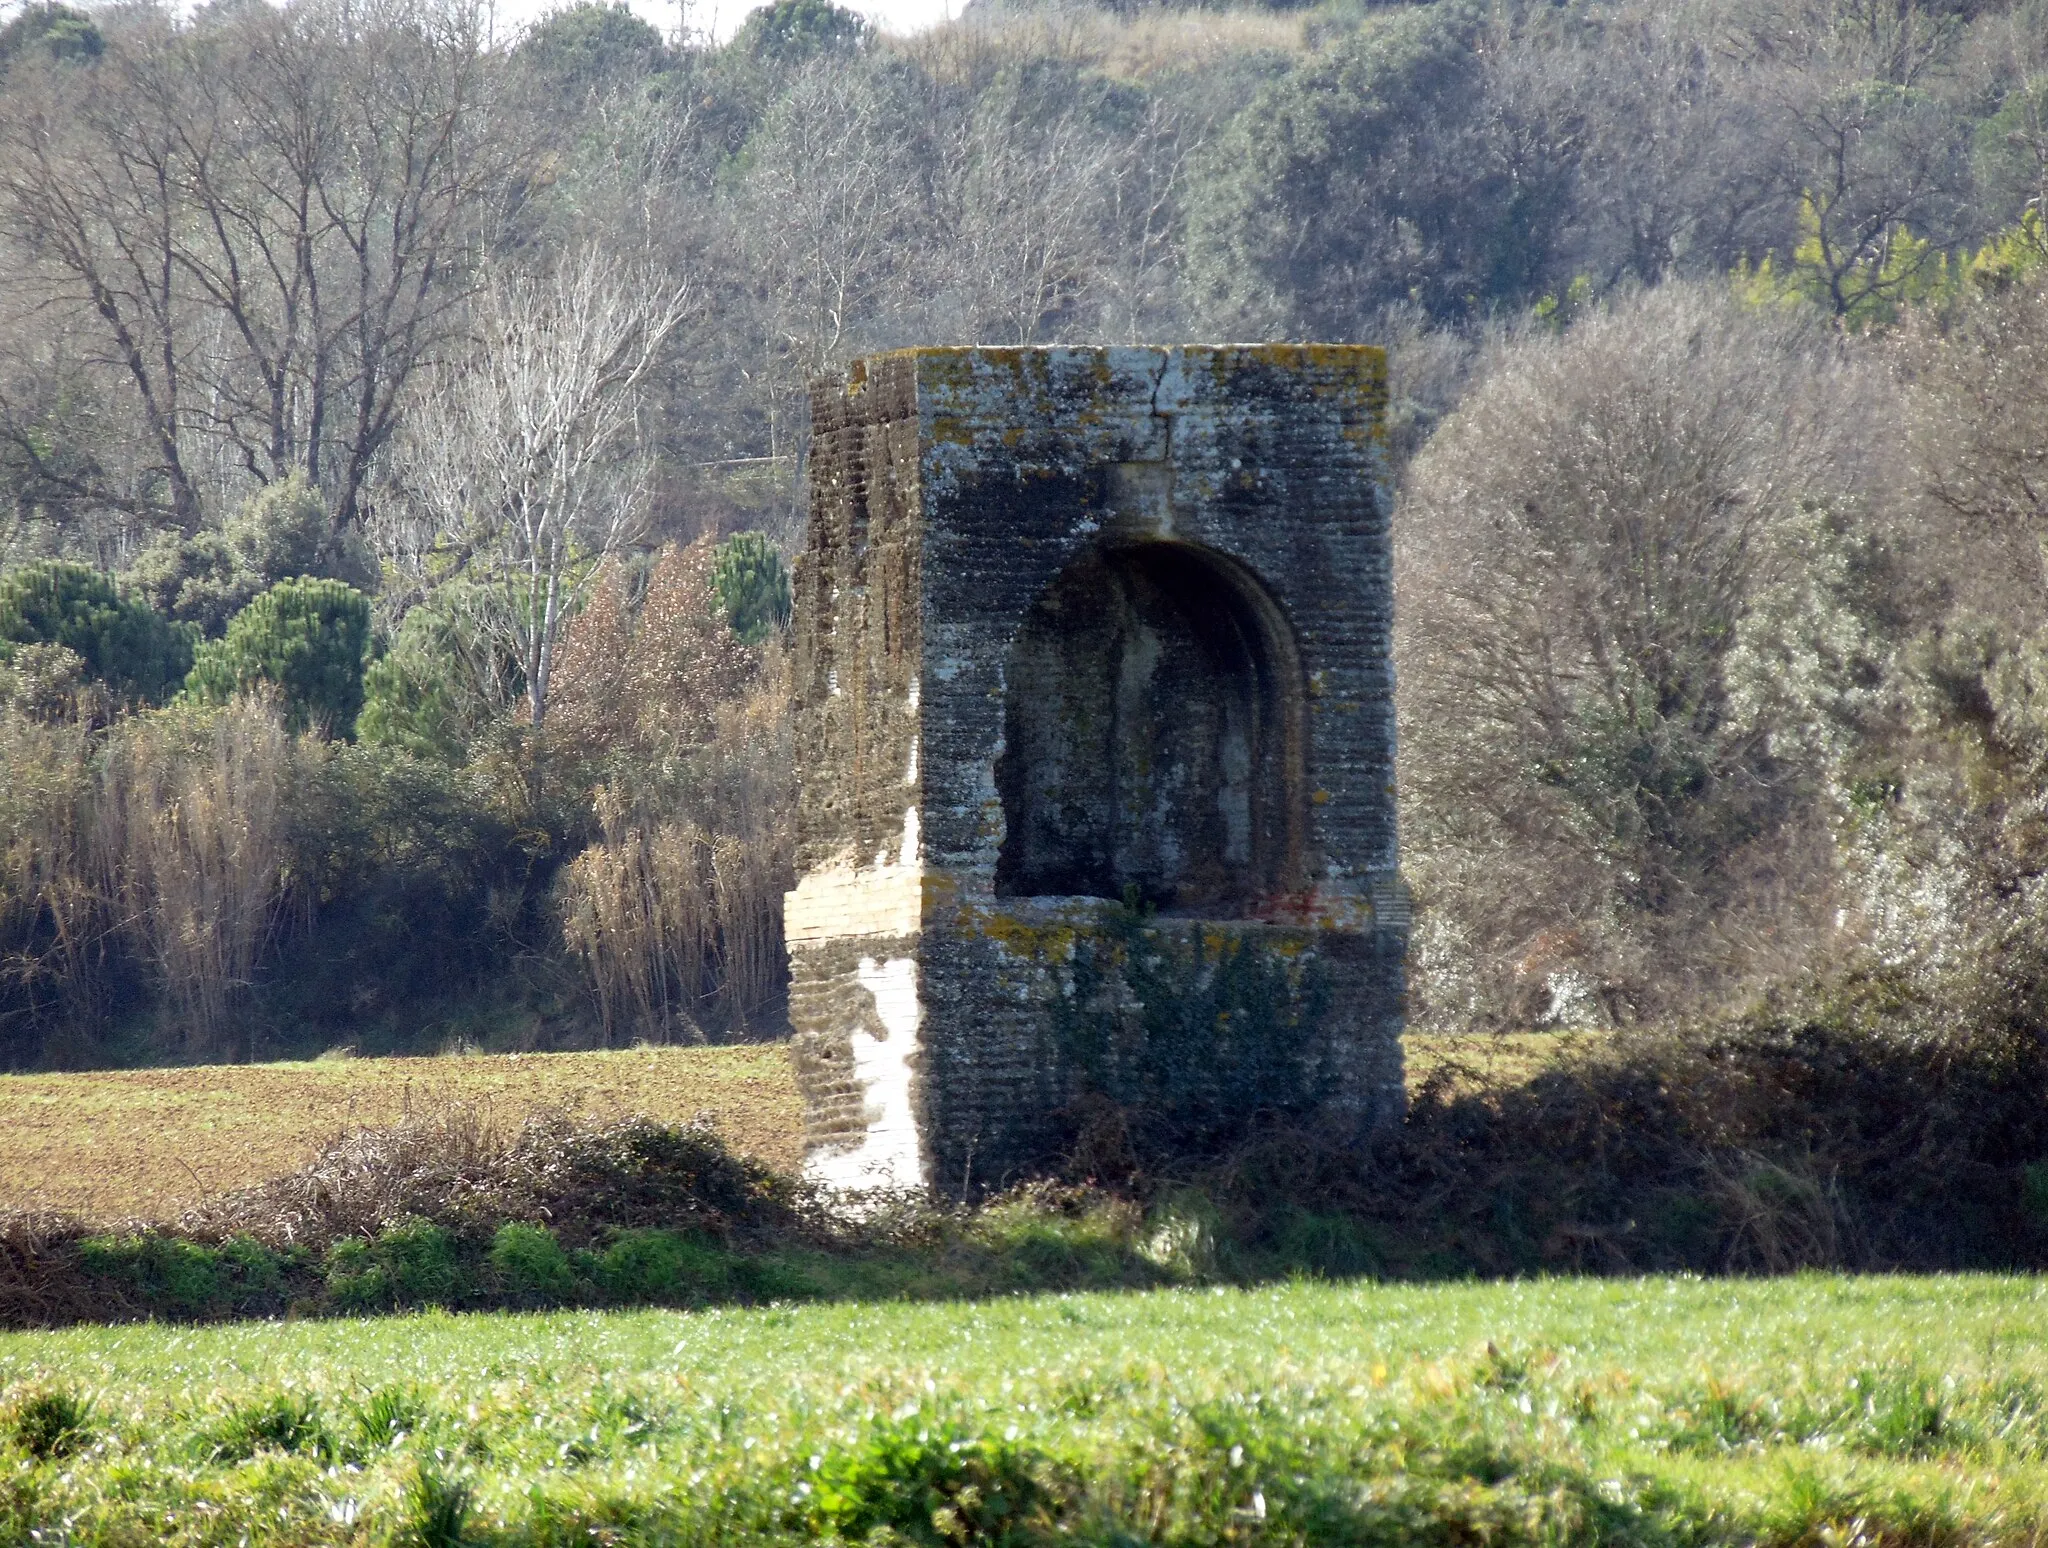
[{"left": 786, "top": 346, "right": 1406, "bottom": 1196}]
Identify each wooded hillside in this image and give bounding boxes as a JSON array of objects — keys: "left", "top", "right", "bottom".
[{"left": 2, "top": 0, "right": 2046, "bottom": 1066}]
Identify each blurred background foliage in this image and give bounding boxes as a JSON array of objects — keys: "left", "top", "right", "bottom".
[{"left": 0, "top": 0, "right": 2047, "bottom": 1068}]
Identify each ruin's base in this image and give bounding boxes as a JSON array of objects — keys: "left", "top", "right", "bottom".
[{"left": 789, "top": 884, "right": 1405, "bottom": 1197}]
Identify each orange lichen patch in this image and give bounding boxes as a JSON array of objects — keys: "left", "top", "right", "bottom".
[
  {"left": 963, "top": 906, "right": 1086, "bottom": 963},
  {"left": 0, "top": 1044, "right": 803, "bottom": 1222}
]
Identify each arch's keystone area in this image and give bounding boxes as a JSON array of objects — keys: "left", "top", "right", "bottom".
[{"left": 786, "top": 345, "right": 1407, "bottom": 1196}]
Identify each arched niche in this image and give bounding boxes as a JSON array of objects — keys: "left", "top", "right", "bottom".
[{"left": 994, "top": 541, "right": 1306, "bottom": 914}]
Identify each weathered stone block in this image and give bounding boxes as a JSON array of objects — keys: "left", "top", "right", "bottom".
[{"left": 786, "top": 345, "right": 1406, "bottom": 1195}]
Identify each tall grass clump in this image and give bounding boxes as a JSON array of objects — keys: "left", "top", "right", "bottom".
[
  {"left": 97, "top": 697, "right": 302, "bottom": 1060},
  {"left": 1, "top": 1387, "right": 94, "bottom": 1461},
  {"left": 0, "top": 671, "right": 106, "bottom": 1046}
]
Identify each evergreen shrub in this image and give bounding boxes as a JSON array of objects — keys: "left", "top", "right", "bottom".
[
  {"left": 185, "top": 577, "right": 372, "bottom": 737},
  {"left": 0, "top": 560, "right": 191, "bottom": 704}
]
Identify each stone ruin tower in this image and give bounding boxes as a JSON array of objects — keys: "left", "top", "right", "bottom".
[{"left": 785, "top": 345, "right": 1406, "bottom": 1196}]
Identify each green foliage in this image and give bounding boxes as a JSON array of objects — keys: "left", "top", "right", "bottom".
[
  {"left": 323, "top": 1241, "right": 386, "bottom": 1309},
  {"left": 125, "top": 530, "right": 247, "bottom": 639},
  {"left": 258, "top": 742, "right": 534, "bottom": 1032},
  {"left": 0, "top": 560, "right": 192, "bottom": 704},
  {"left": 225, "top": 476, "right": 347, "bottom": 590},
  {"left": 323, "top": 1217, "right": 463, "bottom": 1310},
  {"left": 1733, "top": 205, "right": 2048, "bottom": 327},
  {"left": 78, "top": 1233, "right": 222, "bottom": 1315},
  {"left": 489, "top": 1222, "right": 578, "bottom": 1303},
  {"left": 1974, "top": 79, "right": 2048, "bottom": 236},
  {"left": 733, "top": 0, "right": 867, "bottom": 63},
  {"left": 2, "top": 1388, "right": 93, "bottom": 1461},
  {"left": 357, "top": 586, "right": 521, "bottom": 762},
  {"left": 711, "top": 530, "right": 791, "bottom": 645},
  {"left": 1264, "top": 1206, "right": 1383, "bottom": 1279},
  {"left": 2023, "top": 1162, "right": 2048, "bottom": 1229},
  {"left": 1184, "top": 3, "right": 1560, "bottom": 330},
  {"left": 75, "top": 1232, "right": 289, "bottom": 1317},
  {"left": 358, "top": 651, "right": 469, "bottom": 762},
  {"left": 1965, "top": 209, "right": 2048, "bottom": 294},
  {"left": 371, "top": 1216, "right": 462, "bottom": 1304},
  {"left": 0, "top": 3, "right": 102, "bottom": 70},
  {"left": 1732, "top": 195, "right": 1961, "bottom": 327},
  {"left": 515, "top": 2, "right": 668, "bottom": 90},
  {"left": 198, "top": 1391, "right": 333, "bottom": 1464},
  {"left": 1047, "top": 905, "right": 1332, "bottom": 1163},
  {"left": 184, "top": 576, "right": 372, "bottom": 737},
  {"left": 805, "top": 1419, "right": 1062, "bottom": 1548},
  {"left": 349, "top": 1385, "right": 430, "bottom": 1453},
  {"left": 127, "top": 475, "right": 373, "bottom": 639},
  {"left": 581, "top": 1228, "right": 734, "bottom": 1304},
  {"left": 395, "top": 1459, "right": 474, "bottom": 1548}
]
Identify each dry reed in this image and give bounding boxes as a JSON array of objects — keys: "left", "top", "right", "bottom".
[
  {"left": 552, "top": 544, "right": 793, "bottom": 1042},
  {"left": 0, "top": 703, "right": 105, "bottom": 1039},
  {"left": 96, "top": 699, "right": 300, "bottom": 1059}
]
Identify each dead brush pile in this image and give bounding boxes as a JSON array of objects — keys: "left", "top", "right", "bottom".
[
  {"left": 1171, "top": 1005, "right": 2048, "bottom": 1277},
  {"left": 180, "top": 1104, "right": 823, "bottom": 1252},
  {"left": 0, "top": 1105, "right": 837, "bottom": 1328}
]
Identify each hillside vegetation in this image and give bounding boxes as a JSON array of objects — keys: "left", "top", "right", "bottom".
[
  {"left": 1, "top": 0, "right": 2047, "bottom": 1071},
  {"left": 9, "top": 1275, "right": 2048, "bottom": 1546}
]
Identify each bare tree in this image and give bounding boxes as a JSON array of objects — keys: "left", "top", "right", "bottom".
[
  {"left": 726, "top": 61, "right": 926, "bottom": 460},
  {"left": 932, "top": 87, "right": 1117, "bottom": 344},
  {"left": 1901, "top": 277, "right": 2048, "bottom": 624},
  {"left": 1533, "top": 0, "right": 1781, "bottom": 285},
  {"left": 379, "top": 246, "right": 689, "bottom": 732},
  {"left": 1397, "top": 283, "right": 1885, "bottom": 1025},
  {"left": 0, "top": 0, "right": 510, "bottom": 535},
  {"left": 1727, "top": 0, "right": 1978, "bottom": 317},
  {"left": 1093, "top": 96, "right": 1199, "bottom": 345}
]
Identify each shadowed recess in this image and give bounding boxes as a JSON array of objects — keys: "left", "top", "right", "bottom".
[{"left": 995, "top": 540, "right": 1305, "bottom": 914}]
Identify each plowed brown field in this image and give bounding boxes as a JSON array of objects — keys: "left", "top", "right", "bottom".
[
  {"left": 0, "top": 1031, "right": 1570, "bottom": 1221},
  {"left": 0, "top": 1044, "right": 804, "bottom": 1220}
]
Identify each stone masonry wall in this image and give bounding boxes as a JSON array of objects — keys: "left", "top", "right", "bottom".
[{"left": 786, "top": 346, "right": 1406, "bottom": 1197}]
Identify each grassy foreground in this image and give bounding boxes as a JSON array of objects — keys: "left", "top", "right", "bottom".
[{"left": 5, "top": 1274, "right": 2048, "bottom": 1546}]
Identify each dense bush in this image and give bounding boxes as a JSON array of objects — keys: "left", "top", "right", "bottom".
[
  {"left": 514, "top": 0, "right": 668, "bottom": 91},
  {"left": 1396, "top": 286, "right": 1893, "bottom": 1027},
  {"left": 1186, "top": 3, "right": 1535, "bottom": 331},
  {"left": 735, "top": 0, "right": 868, "bottom": 63},
  {"left": 185, "top": 578, "right": 373, "bottom": 738},
  {"left": 0, "top": 560, "right": 191, "bottom": 705},
  {"left": 357, "top": 584, "right": 522, "bottom": 764},
  {"left": 0, "top": 2, "right": 101, "bottom": 69},
  {"left": 711, "top": 530, "right": 793, "bottom": 645},
  {"left": 127, "top": 475, "right": 377, "bottom": 639}
]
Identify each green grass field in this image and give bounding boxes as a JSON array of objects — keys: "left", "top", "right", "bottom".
[{"left": 6, "top": 1273, "right": 2048, "bottom": 1545}]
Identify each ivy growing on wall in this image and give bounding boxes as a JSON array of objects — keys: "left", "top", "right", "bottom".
[{"left": 1048, "top": 897, "right": 1333, "bottom": 1159}]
